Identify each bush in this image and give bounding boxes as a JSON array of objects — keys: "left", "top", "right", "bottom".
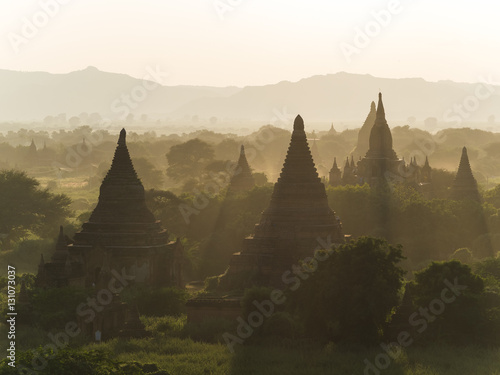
[
  {"left": 412, "top": 260, "right": 487, "bottom": 344},
  {"left": 290, "top": 237, "right": 405, "bottom": 345}
]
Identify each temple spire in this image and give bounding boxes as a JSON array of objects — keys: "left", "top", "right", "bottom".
[
  {"left": 366, "top": 92, "right": 397, "bottom": 160},
  {"left": 278, "top": 115, "right": 319, "bottom": 183},
  {"left": 228, "top": 145, "right": 255, "bottom": 192},
  {"left": 88, "top": 128, "right": 154, "bottom": 224},
  {"left": 352, "top": 101, "right": 377, "bottom": 159},
  {"left": 450, "top": 147, "right": 480, "bottom": 201}
]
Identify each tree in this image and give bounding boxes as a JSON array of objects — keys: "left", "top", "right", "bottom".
[
  {"left": 0, "top": 170, "right": 71, "bottom": 249},
  {"left": 412, "top": 260, "right": 486, "bottom": 344},
  {"left": 290, "top": 237, "right": 405, "bottom": 345},
  {"left": 166, "top": 138, "right": 215, "bottom": 181},
  {"left": 132, "top": 157, "right": 164, "bottom": 189}
]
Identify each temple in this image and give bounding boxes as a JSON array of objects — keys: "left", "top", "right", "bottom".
[
  {"left": 37, "top": 129, "right": 184, "bottom": 289},
  {"left": 450, "top": 147, "right": 480, "bottom": 202},
  {"left": 328, "top": 157, "right": 342, "bottom": 186},
  {"left": 332, "top": 93, "right": 425, "bottom": 187},
  {"left": 227, "top": 145, "right": 255, "bottom": 193},
  {"left": 220, "top": 115, "right": 345, "bottom": 288},
  {"left": 351, "top": 101, "right": 376, "bottom": 160}
]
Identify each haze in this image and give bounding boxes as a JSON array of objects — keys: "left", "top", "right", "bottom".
[{"left": 1, "top": 0, "right": 500, "bottom": 86}]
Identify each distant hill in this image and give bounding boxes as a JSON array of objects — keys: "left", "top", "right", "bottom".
[{"left": 1, "top": 68, "right": 500, "bottom": 129}]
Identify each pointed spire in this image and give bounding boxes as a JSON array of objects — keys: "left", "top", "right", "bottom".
[
  {"left": 424, "top": 156, "right": 430, "bottom": 168},
  {"left": 352, "top": 101, "right": 377, "bottom": 159},
  {"left": 350, "top": 155, "right": 355, "bottom": 168},
  {"left": 228, "top": 144, "right": 255, "bottom": 192},
  {"left": 118, "top": 128, "right": 126, "bottom": 146},
  {"left": 294, "top": 115, "right": 304, "bottom": 131},
  {"left": 366, "top": 92, "right": 397, "bottom": 160},
  {"left": 87, "top": 128, "right": 155, "bottom": 224},
  {"left": 329, "top": 157, "right": 342, "bottom": 187},
  {"left": 450, "top": 147, "right": 480, "bottom": 201},
  {"left": 344, "top": 156, "right": 350, "bottom": 169},
  {"left": 100, "top": 128, "right": 139, "bottom": 186},
  {"left": 376, "top": 92, "right": 385, "bottom": 120},
  {"left": 277, "top": 115, "right": 320, "bottom": 183}
]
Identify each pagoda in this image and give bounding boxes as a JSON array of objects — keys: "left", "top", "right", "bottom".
[
  {"left": 228, "top": 145, "right": 255, "bottom": 193},
  {"left": 357, "top": 93, "right": 407, "bottom": 185},
  {"left": 220, "top": 115, "right": 344, "bottom": 288},
  {"left": 37, "top": 129, "right": 183, "bottom": 288},
  {"left": 352, "top": 101, "right": 377, "bottom": 160},
  {"left": 450, "top": 147, "right": 480, "bottom": 202},
  {"left": 328, "top": 157, "right": 342, "bottom": 186}
]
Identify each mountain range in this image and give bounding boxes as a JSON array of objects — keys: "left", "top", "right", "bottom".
[{"left": 1, "top": 67, "right": 499, "bottom": 130}]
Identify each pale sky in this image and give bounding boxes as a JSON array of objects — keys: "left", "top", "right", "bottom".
[{"left": 1, "top": 0, "right": 499, "bottom": 86}]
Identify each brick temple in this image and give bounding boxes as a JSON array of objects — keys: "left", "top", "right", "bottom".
[
  {"left": 37, "top": 129, "right": 183, "bottom": 289},
  {"left": 220, "top": 115, "right": 345, "bottom": 288}
]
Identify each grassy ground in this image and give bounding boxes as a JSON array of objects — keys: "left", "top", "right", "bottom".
[
  {"left": 87, "top": 337, "right": 500, "bottom": 375},
  {"left": 1, "top": 317, "right": 500, "bottom": 374}
]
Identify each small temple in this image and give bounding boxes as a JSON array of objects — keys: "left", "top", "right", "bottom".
[
  {"left": 450, "top": 147, "right": 480, "bottom": 202},
  {"left": 227, "top": 145, "right": 255, "bottom": 193},
  {"left": 220, "top": 115, "right": 345, "bottom": 288},
  {"left": 328, "top": 157, "right": 342, "bottom": 187}
]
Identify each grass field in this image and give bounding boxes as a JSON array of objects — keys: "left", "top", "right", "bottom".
[{"left": 3, "top": 317, "right": 498, "bottom": 375}]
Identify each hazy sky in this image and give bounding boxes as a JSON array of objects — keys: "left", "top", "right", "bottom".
[{"left": 1, "top": 0, "right": 499, "bottom": 86}]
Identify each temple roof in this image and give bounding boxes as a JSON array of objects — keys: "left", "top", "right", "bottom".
[
  {"left": 352, "top": 101, "right": 376, "bottom": 158},
  {"left": 330, "top": 157, "right": 340, "bottom": 173},
  {"left": 72, "top": 129, "right": 168, "bottom": 248},
  {"left": 450, "top": 147, "right": 480, "bottom": 201},
  {"left": 366, "top": 93, "right": 397, "bottom": 160},
  {"left": 255, "top": 115, "right": 343, "bottom": 243},
  {"left": 228, "top": 145, "right": 255, "bottom": 192}
]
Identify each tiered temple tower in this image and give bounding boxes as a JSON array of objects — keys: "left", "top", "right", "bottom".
[
  {"left": 357, "top": 93, "right": 406, "bottom": 185},
  {"left": 352, "top": 101, "right": 377, "bottom": 160},
  {"left": 221, "top": 115, "right": 344, "bottom": 288},
  {"left": 37, "top": 129, "right": 183, "bottom": 288},
  {"left": 328, "top": 157, "right": 342, "bottom": 186},
  {"left": 228, "top": 145, "right": 255, "bottom": 193},
  {"left": 450, "top": 147, "right": 480, "bottom": 202}
]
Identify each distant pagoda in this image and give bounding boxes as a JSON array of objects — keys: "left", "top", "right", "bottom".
[
  {"left": 228, "top": 145, "right": 255, "bottom": 193},
  {"left": 352, "top": 101, "right": 377, "bottom": 160},
  {"left": 38, "top": 129, "right": 183, "bottom": 288},
  {"left": 328, "top": 157, "right": 342, "bottom": 186},
  {"left": 450, "top": 147, "right": 480, "bottom": 202},
  {"left": 357, "top": 93, "right": 407, "bottom": 185},
  {"left": 221, "top": 115, "right": 344, "bottom": 288}
]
